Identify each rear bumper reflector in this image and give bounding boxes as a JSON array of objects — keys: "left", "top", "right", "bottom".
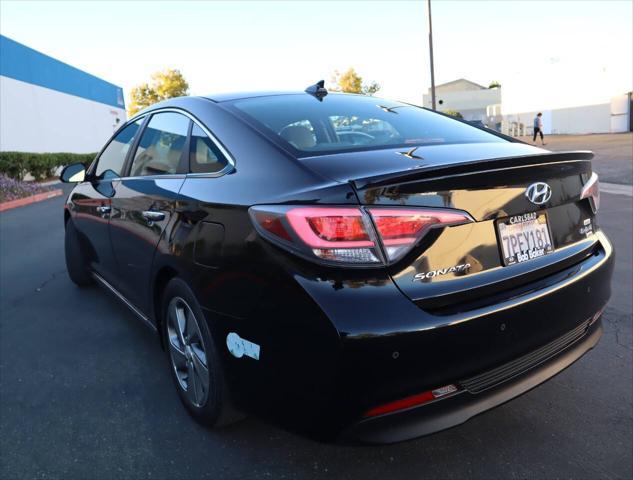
[{"left": 363, "top": 384, "right": 459, "bottom": 418}]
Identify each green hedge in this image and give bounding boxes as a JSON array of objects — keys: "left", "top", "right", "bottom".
[{"left": 0, "top": 152, "right": 97, "bottom": 181}]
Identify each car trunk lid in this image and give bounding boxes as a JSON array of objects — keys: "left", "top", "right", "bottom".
[{"left": 302, "top": 143, "right": 597, "bottom": 310}]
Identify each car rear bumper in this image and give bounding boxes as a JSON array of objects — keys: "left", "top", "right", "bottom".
[
  {"left": 226, "top": 231, "right": 613, "bottom": 443},
  {"left": 326, "top": 231, "right": 613, "bottom": 443},
  {"left": 341, "top": 318, "right": 602, "bottom": 444}
]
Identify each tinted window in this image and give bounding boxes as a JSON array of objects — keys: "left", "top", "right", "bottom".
[
  {"left": 278, "top": 119, "right": 317, "bottom": 149},
  {"left": 189, "top": 124, "right": 229, "bottom": 174},
  {"left": 229, "top": 94, "right": 506, "bottom": 156},
  {"left": 95, "top": 119, "right": 142, "bottom": 180},
  {"left": 130, "top": 112, "right": 189, "bottom": 176},
  {"left": 330, "top": 115, "right": 398, "bottom": 146}
]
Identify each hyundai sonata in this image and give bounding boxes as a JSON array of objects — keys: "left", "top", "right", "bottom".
[{"left": 60, "top": 82, "right": 613, "bottom": 443}]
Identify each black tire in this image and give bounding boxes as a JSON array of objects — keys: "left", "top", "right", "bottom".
[
  {"left": 64, "top": 219, "right": 94, "bottom": 286},
  {"left": 161, "top": 277, "right": 241, "bottom": 427}
]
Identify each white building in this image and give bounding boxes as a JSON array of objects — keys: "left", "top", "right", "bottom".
[
  {"left": 0, "top": 35, "right": 126, "bottom": 153},
  {"left": 423, "top": 77, "right": 632, "bottom": 136},
  {"left": 422, "top": 78, "right": 501, "bottom": 126},
  {"left": 501, "top": 94, "right": 632, "bottom": 137}
]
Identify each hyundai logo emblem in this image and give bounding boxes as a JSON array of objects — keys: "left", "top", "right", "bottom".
[{"left": 525, "top": 182, "right": 552, "bottom": 205}]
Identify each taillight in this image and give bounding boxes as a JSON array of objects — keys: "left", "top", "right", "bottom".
[
  {"left": 369, "top": 209, "right": 474, "bottom": 262},
  {"left": 580, "top": 172, "right": 600, "bottom": 213},
  {"left": 251, "top": 206, "right": 382, "bottom": 265},
  {"left": 249, "top": 205, "right": 473, "bottom": 266}
]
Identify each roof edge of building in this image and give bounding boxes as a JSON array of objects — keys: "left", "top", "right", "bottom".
[{"left": 0, "top": 34, "right": 125, "bottom": 109}]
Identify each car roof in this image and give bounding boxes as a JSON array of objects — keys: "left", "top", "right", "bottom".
[{"left": 203, "top": 91, "right": 306, "bottom": 103}]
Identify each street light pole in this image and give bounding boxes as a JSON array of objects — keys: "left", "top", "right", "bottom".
[{"left": 427, "top": 0, "right": 436, "bottom": 110}]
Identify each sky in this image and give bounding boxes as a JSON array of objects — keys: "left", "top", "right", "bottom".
[{"left": 1, "top": 0, "right": 632, "bottom": 113}]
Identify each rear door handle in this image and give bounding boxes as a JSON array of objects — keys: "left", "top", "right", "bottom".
[
  {"left": 97, "top": 205, "right": 111, "bottom": 214},
  {"left": 142, "top": 211, "right": 165, "bottom": 222}
]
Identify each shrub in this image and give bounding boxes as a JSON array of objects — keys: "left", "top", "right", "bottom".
[
  {"left": 0, "top": 174, "right": 53, "bottom": 202},
  {"left": 0, "top": 152, "right": 96, "bottom": 181},
  {"left": 443, "top": 109, "right": 464, "bottom": 119},
  {"left": 0, "top": 152, "right": 29, "bottom": 180}
]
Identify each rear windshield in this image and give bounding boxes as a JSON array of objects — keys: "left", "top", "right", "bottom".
[{"left": 227, "top": 93, "right": 505, "bottom": 156}]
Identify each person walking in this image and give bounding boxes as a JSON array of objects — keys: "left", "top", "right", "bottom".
[{"left": 533, "top": 112, "right": 546, "bottom": 145}]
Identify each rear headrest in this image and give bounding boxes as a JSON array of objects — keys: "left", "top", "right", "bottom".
[{"left": 279, "top": 125, "right": 316, "bottom": 150}]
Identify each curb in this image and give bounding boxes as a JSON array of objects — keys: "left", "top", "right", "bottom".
[{"left": 0, "top": 189, "right": 63, "bottom": 212}]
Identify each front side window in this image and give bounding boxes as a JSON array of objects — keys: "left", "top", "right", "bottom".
[
  {"left": 130, "top": 112, "right": 190, "bottom": 176},
  {"left": 95, "top": 119, "right": 142, "bottom": 180},
  {"left": 228, "top": 94, "right": 506, "bottom": 156},
  {"left": 189, "top": 124, "right": 229, "bottom": 174}
]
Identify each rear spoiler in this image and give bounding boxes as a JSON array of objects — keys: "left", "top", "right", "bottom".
[{"left": 352, "top": 151, "right": 594, "bottom": 190}]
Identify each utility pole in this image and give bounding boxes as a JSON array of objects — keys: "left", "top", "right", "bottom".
[{"left": 427, "top": 0, "right": 436, "bottom": 110}]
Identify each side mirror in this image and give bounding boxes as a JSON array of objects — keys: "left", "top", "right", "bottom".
[{"left": 60, "top": 163, "right": 86, "bottom": 183}]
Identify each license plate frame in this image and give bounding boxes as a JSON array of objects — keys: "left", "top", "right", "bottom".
[{"left": 496, "top": 212, "right": 555, "bottom": 266}]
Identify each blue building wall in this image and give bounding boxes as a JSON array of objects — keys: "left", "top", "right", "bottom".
[{"left": 0, "top": 35, "right": 124, "bottom": 109}]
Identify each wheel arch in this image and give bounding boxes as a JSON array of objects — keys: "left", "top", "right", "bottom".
[{"left": 152, "top": 265, "right": 179, "bottom": 348}]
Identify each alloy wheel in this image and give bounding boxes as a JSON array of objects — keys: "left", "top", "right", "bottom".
[{"left": 166, "top": 297, "right": 210, "bottom": 407}]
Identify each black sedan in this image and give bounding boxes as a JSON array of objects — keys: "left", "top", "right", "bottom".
[{"left": 60, "top": 83, "right": 613, "bottom": 443}]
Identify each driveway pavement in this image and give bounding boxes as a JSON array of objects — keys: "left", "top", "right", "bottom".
[
  {"left": 518, "top": 133, "right": 633, "bottom": 185},
  {"left": 0, "top": 186, "right": 631, "bottom": 480}
]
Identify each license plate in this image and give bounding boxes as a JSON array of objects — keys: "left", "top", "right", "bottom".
[{"left": 496, "top": 212, "right": 554, "bottom": 266}]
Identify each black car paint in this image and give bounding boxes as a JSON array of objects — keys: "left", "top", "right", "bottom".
[
  {"left": 71, "top": 180, "right": 118, "bottom": 283},
  {"left": 109, "top": 176, "right": 185, "bottom": 311},
  {"left": 64, "top": 93, "right": 614, "bottom": 443}
]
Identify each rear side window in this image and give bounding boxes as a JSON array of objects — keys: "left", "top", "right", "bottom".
[
  {"left": 95, "top": 119, "right": 142, "bottom": 180},
  {"left": 229, "top": 94, "right": 506, "bottom": 156},
  {"left": 130, "top": 112, "right": 190, "bottom": 176},
  {"left": 189, "top": 124, "right": 229, "bottom": 174}
]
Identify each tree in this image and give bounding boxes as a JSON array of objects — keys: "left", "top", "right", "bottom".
[
  {"left": 128, "top": 69, "right": 190, "bottom": 116},
  {"left": 362, "top": 80, "right": 381, "bottom": 96},
  {"left": 488, "top": 81, "right": 501, "bottom": 89},
  {"left": 329, "top": 68, "right": 381, "bottom": 96},
  {"left": 443, "top": 109, "right": 463, "bottom": 119},
  {"left": 338, "top": 68, "right": 363, "bottom": 93}
]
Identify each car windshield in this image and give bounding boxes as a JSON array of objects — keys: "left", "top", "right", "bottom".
[{"left": 227, "top": 93, "right": 505, "bottom": 156}]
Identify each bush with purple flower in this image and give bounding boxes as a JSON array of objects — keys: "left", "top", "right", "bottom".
[{"left": 0, "top": 174, "right": 53, "bottom": 203}]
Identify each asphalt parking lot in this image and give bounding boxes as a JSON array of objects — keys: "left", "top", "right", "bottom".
[
  {"left": 518, "top": 132, "right": 633, "bottom": 185},
  {"left": 1, "top": 184, "right": 632, "bottom": 479}
]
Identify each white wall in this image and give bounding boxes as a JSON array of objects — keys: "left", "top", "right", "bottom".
[
  {"left": 502, "top": 103, "right": 617, "bottom": 135},
  {"left": 434, "top": 80, "right": 486, "bottom": 94},
  {"left": 502, "top": 110, "right": 552, "bottom": 136},
  {"left": 550, "top": 103, "right": 611, "bottom": 134},
  {"left": 423, "top": 88, "right": 501, "bottom": 124},
  {"left": 610, "top": 94, "right": 631, "bottom": 133},
  {"left": 0, "top": 75, "right": 126, "bottom": 153},
  {"left": 423, "top": 88, "right": 501, "bottom": 112}
]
